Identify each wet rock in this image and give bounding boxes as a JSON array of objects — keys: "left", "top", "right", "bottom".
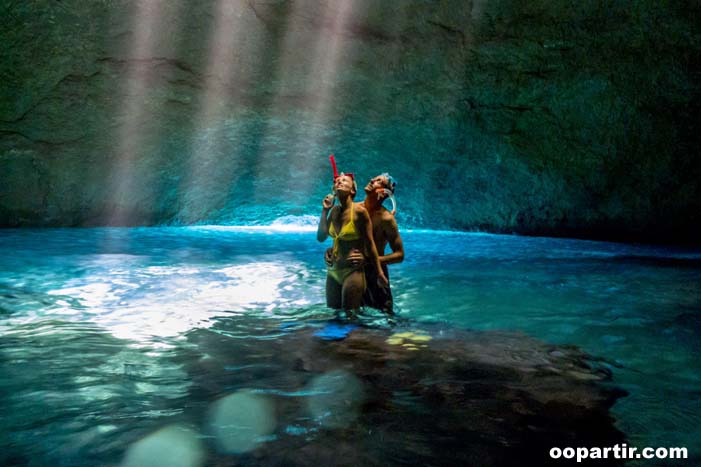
[{"left": 185, "top": 324, "right": 627, "bottom": 466}]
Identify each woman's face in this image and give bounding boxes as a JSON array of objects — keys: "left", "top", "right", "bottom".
[{"left": 333, "top": 175, "right": 355, "bottom": 196}]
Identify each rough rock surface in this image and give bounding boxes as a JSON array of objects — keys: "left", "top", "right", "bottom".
[
  {"left": 0, "top": 320, "right": 627, "bottom": 466},
  {"left": 1, "top": 0, "right": 699, "bottom": 242},
  {"left": 182, "top": 324, "right": 628, "bottom": 466}
]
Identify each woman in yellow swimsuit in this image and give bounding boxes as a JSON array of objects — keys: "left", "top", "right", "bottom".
[{"left": 317, "top": 173, "right": 388, "bottom": 314}]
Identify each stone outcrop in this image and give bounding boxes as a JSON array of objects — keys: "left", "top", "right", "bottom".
[
  {"left": 1, "top": 0, "right": 699, "bottom": 242},
  {"left": 0, "top": 319, "right": 628, "bottom": 466},
  {"left": 182, "top": 324, "right": 627, "bottom": 466}
]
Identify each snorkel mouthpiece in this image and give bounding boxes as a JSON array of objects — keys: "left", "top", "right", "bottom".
[
  {"left": 382, "top": 189, "right": 397, "bottom": 215},
  {"left": 376, "top": 188, "right": 397, "bottom": 215},
  {"left": 329, "top": 154, "right": 339, "bottom": 180}
]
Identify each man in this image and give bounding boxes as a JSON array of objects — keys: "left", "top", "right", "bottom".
[{"left": 325, "top": 173, "right": 404, "bottom": 315}]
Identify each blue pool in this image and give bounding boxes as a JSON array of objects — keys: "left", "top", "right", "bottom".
[{"left": 1, "top": 226, "right": 699, "bottom": 465}]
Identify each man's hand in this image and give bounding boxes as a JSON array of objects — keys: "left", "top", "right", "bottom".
[
  {"left": 377, "top": 269, "right": 389, "bottom": 287},
  {"left": 347, "top": 248, "right": 365, "bottom": 270},
  {"left": 375, "top": 187, "right": 387, "bottom": 202},
  {"left": 322, "top": 194, "right": 335, "bottom": 210}
]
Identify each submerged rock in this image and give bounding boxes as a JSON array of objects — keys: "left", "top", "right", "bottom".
[{"left": 184, "top": 324, "right": 627, "bottom": 466}]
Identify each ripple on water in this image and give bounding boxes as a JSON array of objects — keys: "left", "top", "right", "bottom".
[{"left": 0, "top": 228, "right": 699, "bottom": 464}]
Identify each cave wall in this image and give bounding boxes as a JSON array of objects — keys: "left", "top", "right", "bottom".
[{"left": 1, "top": 0, "right": 699, "bottom": 242}]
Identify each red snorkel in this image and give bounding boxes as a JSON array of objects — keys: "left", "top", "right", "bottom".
[
  {"left": 329, "top": 154, "right": 354, "bottom": 180},
  {"left": 329, "top": 154, "right": 339, "bottom": 180}
]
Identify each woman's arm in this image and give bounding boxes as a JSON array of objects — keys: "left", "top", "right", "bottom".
[{"left": 317, "top": 195, "right": 334, "bottom": 242}]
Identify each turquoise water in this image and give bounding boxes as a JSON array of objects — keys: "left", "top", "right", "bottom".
[{"left": 1, "top": 227, "right": 699, "bottom": 465}]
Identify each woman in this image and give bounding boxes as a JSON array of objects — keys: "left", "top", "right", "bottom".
[{"left": 317, "top": 173, "right": 388, "bottom": 315}]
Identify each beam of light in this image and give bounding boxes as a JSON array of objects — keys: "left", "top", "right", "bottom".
[
  {"left": 177, "top": 0, "right": 369, "bottom": 222},
  {"left": 249, "top": 0, "right": 370, "bottom": 211},
  {"left": 106, "top": 0, "right": 183, "bottom": 225},
  {"left": 107, "top": 0, "right": 369, "bottom": 226},
  {"left": 178, "top": 1, "right": 252, "bottom": 223}
]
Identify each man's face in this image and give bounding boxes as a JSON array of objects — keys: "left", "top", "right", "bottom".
[{"left": 365, "top": 175, "right": 388, "bottom": 193}]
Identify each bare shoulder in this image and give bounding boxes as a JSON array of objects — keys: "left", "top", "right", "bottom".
[
  {"left": 380, "top": 208, "right": 398, "bottom": 227},
  {"left": 354, "top": 204, "right": 372, "bottom": 224},
  {"left": 380, "top": 208, "right": 400, "bottom": 236},
  {"left": 329, "top": 205, "right": 341, "bottom": 219},
  {"left": 354, "top": 204, "right": 369, "bottom": 215},
  {"left": 380, "top": 208, "right": 395, "bottom": 222}
]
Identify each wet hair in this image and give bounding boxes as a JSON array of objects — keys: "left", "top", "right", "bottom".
[{"left": 380, "top": 173, "right": 396, "bottom": 194}]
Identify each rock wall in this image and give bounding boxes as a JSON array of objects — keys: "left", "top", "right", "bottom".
[{"left": 1, "top": 0, "right": 699, "bottom": 242}]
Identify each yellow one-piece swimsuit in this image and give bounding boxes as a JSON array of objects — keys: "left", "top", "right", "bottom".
[{"left": 328, "top": 206, "right": 363, "bottom": 285}]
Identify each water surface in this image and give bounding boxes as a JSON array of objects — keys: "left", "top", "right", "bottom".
[{"left": 1, "top": 227, "right": 699, "bottom": 465}]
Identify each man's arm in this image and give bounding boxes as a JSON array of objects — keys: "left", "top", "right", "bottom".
[
  {"left": 358, "top": 206, "right": 388, "bottom": 285},
  {"left": 379, "top": 213, "right": 404, "bottom": 265}
]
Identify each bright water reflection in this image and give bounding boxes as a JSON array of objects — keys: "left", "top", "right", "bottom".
[
  {"left": 0, "top": 228, "right": 326, "bottom": 342},
  {"left": 0, "top": 227, "right": 699, "bottom": 465}
]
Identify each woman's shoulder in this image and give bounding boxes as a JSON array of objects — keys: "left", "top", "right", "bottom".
[{"left": 353, "top": 203, "right": 370, "bottom": 218}]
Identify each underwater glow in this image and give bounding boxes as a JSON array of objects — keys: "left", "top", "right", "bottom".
[
  {"left": 207, "top": 390, "right": 277, "bottom": 453},
  {"left": 306, "top": 370, "right": 365, "bottom": 429},
  {"left": 120, "top": 425, "right": 204, "bottom": 467}
]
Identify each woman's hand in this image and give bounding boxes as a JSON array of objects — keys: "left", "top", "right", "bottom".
[
  {"left": 324, "top": 247, "right": 334, "bottom": 266},
  {"left": 322, "top": 194, "right": 335, "bottom": 210}
]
